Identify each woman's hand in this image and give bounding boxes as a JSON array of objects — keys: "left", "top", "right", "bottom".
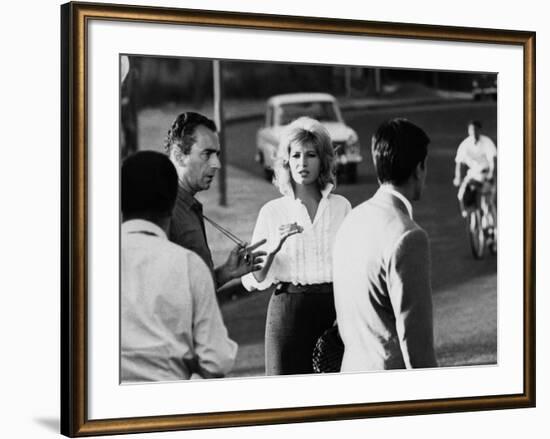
[
  {"left": 251, "top": 223, "right": 303, "bottom": 284},
  {"left": 275, "top": 223, "right": 303, "bottom": 253}
]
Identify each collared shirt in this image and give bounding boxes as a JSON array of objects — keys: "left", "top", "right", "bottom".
[
  {"left": 241, "top": 185, "right": 351, "bottom": 291},
  {"left": 379, "top": 185, "right": 413, "bottom": 219},
  {"left": 170, "top": 186, "right": 214, "bottom": 273},
  {"left": 121, "top": 219, "right": 237, "bottom": 382},
  {"left": 455, "top": 134, "right": 497, "bottom": 181}
]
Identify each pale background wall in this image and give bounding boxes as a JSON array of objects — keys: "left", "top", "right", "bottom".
[{"left": 0, "top": 0, "right": 545, "bottom": 437}]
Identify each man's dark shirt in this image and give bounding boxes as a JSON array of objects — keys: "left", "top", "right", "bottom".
[{"left": 170, "top": 186, "right": 215, "bottom": 274}]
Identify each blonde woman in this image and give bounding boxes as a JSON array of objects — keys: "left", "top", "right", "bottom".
[{"left": 242, "top": 117, "right": 351, "bottom": 375}]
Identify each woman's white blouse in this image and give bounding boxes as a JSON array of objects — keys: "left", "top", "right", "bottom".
[{"left": 242, "top": 188, "right": 351, "bottom": 291}]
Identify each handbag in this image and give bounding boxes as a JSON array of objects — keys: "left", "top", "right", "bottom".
[{"left": 312, "top": 323, "right": 344, "bottom": 373}]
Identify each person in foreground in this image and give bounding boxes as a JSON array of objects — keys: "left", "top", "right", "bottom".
[
  {"left": 333, "top": 118, "right": 437, "bottom": 372},
  {"left": 121, "top": 151, "right": 237, "bottom": 382},
  {"left": 242, "top": 117, "right": 351, "bottom": 375},
  {"left": 165, "top": 111, "right": 265, "bottom": 289}
]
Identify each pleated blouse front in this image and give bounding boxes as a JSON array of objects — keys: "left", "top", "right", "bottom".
[{"left": 242, "top": 186, "right": 351, "bottom": 291}]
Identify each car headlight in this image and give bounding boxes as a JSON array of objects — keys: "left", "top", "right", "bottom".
[{"left": 346, "top": 133, "right": 360, "bottom": 156}]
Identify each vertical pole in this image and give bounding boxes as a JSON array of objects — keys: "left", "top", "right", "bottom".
[
  {"left": 344, "top": 66, "right": 352, "bottom": 98},
  {"left": 213, "top": 60, "right": 227, "bottom": 207}
]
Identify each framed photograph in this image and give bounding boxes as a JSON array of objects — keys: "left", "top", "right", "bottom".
[{"left": 61, "top": 1, "right": 535, "bottom": 436}]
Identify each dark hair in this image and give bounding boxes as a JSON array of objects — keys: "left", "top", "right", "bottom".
[
  {"left": 121, "top": 151, "right": 178, "bottom": 220},
  {"left": 164, "top": 112, "right": 217, "bottom": 155},
  {"left": 468, "top": 120, "right": 482, "bottom": 129},
  {"left": 371, "top": 118, "right": 430, "bottom": 186}
]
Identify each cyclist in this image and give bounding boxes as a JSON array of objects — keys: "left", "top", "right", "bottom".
[{"left": 453, "top": 120, "right": 497, "bottom": 230}]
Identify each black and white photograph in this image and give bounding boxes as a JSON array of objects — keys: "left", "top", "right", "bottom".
[
  {"left": 119, "top": 54, "right": 498, "bottom": 382},
  {"left": 3, "top": 0, "right": 547, "bottom": 437},
  {"left": 53, "top": 1, "right": 537, "bottom": 437}
]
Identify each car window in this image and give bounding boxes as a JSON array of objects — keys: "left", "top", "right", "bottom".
[{"left": 276, "top": 101, "right": 340, "bottom": 125}]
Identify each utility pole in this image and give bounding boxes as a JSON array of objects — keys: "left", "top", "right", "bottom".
[
  {"left": 213, "top": 60, "right": 227, "bottom": 207},
  {"left": 344, "top": 66, "right": 352, "bottom": 98}
]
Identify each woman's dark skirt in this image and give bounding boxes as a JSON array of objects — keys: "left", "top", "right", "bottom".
[{"left": 265, "top": 283, "right": 336, "bottom": 375}]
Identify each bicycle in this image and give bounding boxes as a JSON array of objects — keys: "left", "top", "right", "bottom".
[{"left": 458, "top": 178, "right": 497, "bottom": 259}]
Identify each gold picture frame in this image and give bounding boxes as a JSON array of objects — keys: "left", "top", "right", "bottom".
[{"left": 61, "top": 1, "right": 535, "bottom": 436}]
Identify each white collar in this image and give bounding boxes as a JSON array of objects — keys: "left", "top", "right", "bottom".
[
  {"left": 320, "top": 183, "right": 334, "bottom": 199},
  {"left": 122, "top": 219, "right": 167, "bottom": 240},
  {"left": 379, "top": 185, "right": 413, "bottom": 219},
  {"left": 288, "top": 183, "right": 334, "bottom": 201}
]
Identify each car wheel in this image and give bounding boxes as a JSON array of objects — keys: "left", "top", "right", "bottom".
[
  {"left": 264, "top": 168, "right": 274, "bottom": 182},
  {"left": 257, "top": 150, "right": 264, "bottom": 165},
  {"left": 257, "top": 151, "right": 271, "bottom": 181}
]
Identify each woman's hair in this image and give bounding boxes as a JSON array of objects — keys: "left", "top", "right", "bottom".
[{"left": 273, "top": 117, "right": 336, "bottom": 196}]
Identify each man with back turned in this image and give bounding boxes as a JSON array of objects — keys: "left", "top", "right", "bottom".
[
  {"left": 121, "top": 151, "right": 237, "bottom": 381},
  {"left": 333, "top": 118, "right": 437, "bottom": 371}
]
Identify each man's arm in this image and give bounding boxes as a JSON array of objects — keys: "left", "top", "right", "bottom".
[
  {"left": 453, "top": 160, "right": 469, "bottom": 187},
  {"left": 453, "top": 162, "right": 463, "bottom": 186},
  {"left": 388, "top": 228, "right": 437, "bottom": 369},
  {"left": 453, "top": 141, "right": 468, "bottom": 186}
]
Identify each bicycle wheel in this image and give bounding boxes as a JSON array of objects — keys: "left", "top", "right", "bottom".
[{"left": 468, "top": 209, "right": 485, "bottom": 259}]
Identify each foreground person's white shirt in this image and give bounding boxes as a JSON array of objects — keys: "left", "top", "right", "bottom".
[{"left": 121, "top": 219, "right": 237, "bottom": 382}]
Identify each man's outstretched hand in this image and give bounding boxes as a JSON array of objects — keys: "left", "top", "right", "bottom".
[{"left": 215, "top": 239, "right": 267, "bottom": 288}]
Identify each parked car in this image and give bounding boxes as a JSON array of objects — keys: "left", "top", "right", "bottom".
[
  {"left": 256, "top": 93, "right": 362, "bottom": 183},
  {"left": 472, "top": 74, "right": 497, "bottom": 101}
]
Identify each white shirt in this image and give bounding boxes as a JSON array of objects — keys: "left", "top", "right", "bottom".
[
  {"left": 333, "top": 188, "right": 436, "bottom": 371},
  {"left": 379, "top": 185, "right": 413, "bottom": 219},
  {"left": 242, "top": 185, "right": 351, "bottom": 291},
  {"left": 121, "top": 219, "right": 237, "bottom": 382},
  {"left": 455, "top": 134, "right": 497, "bottom": 181}
]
